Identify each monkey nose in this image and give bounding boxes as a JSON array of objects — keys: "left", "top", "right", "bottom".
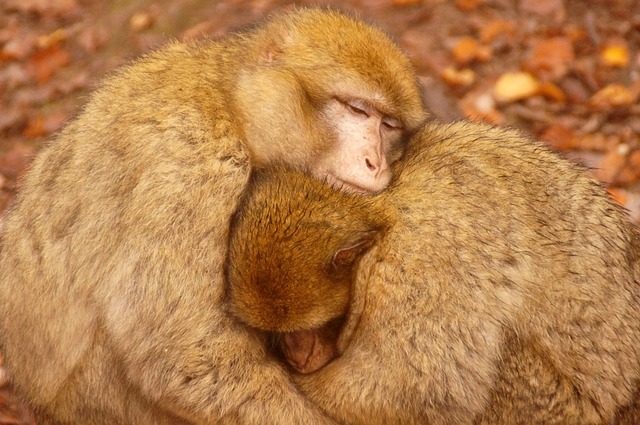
[
  {"left": 365, "top": 157, "right": 377, "bottom": 171},
  {"left": 364, "top": 154, "right": 386, "bottom": 177}
]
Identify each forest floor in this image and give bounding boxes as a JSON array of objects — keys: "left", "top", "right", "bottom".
[{"left": 0, "top": 0, "right": 639, "bottom": 422}]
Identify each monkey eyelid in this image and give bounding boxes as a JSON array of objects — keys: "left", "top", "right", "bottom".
[
  {"left": 382, "top": 117, "right": 402, "bottom": 130},
  {"left": 342, "top": 99, "right": 370, "bottom": 118}
]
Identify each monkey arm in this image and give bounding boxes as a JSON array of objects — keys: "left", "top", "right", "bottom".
[{"left": 91, "top": 142, "right": 338, "bottom": 424}]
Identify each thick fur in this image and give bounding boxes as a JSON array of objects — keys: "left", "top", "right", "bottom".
[
  {"left": 0, "top": 8, "right": 425, "bottom": 425},
  {"left": 273, "top": 121, "right": 640, "bottom": 424}
]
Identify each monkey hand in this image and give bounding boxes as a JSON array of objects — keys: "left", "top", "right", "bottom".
[{"left": 282, "top": 328, "right": 339, "bottom": 374}]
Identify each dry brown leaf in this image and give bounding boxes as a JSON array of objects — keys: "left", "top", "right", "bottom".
[
  {"left": 393, "top": 0, "right": 421, "bottom": 4},
  {"left": 520, "top": 0, "right": 564, "bottom": 16},
  {"left": 27, "top": 45, "right": 71, "bottom": 84},
  {"left": 455, "top": 0, "right": 484, "bottom": 11},
  {"left": 36, "top": 29, "right": 68, "bottom": 50},
  {"left": 452, "top": 36, "right": 492, "bottom": 65},
  {"left": 538, "top": 81, "right": 566, "bottom": 103},
  {"left": 541, "top": 124, "right": 578, "bottom": 150},
  {"left": 440, "top": 66, "right": 476, "bottom": 87},
  {"left": 600, "top": 39, "right": 630, "bottom": 68},
  {"left": 479, "top": 19, "right": 515, "bottom": 44},
  {"left": 493, "top": 72, "right": 540, "bottom": 103},
  {"left": 577, "top": 133, "right": 618, "bottom": 153},
  {"left": 22, "top": 116, "right": 45, "bottom": 138},
  {"left": 564, "top": 24, "right": 587, "bottom": 43},
  {"left": 590, "top": 84, "right": 635, "bottom": 109},
  {"left": 525, "top": 37, "right": 574, "bottom": 81}
]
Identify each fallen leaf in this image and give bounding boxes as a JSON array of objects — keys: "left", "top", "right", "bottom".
[
  {"left": 22, "top": 116, "right": 45, "bottom": 138},
  {"left": 600, "top": 39, "right": 629, "bottom": 68},
  {"left": 27, "top": 44, "right": 71, "bottom": 84},
  {"left": 493, "top": 72, "right": 540, "bottom": 103},
  {"left": 36, "top": 29, "right": 68, "bottom": 50},
  {"left": 590, "top": 84, "right": 635, "bottom": 109},
  {"left": 452, "top": 36, "right": 492, "bottom": 65},
  {"left": 538, "top": 81, "right": 566, "bottom": 103},
  {"left": 520, "top": 0, "right": 564, "bottom": 16},
  {"left": 479, "top": 19, "right": 515, "bottom": 44},
  {"left": 440, "top": 66, "right": 476, "bottom": 87},
  {"left": 525, "top": 37, "right": 574, "bottom": 81},
  {"left": 455, "top": 0, "right": 484, "bottom": 11},
  {"left": 393, "top": 0, "right": 421, "bottom": 4},
  {"left": 577, "top": 133, "right": 618, "bottom": 153},
  {"left": 541, "top": 124, "right": 578, "bottom": 150}
]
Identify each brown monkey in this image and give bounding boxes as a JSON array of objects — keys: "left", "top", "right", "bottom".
[
  {"left": 228, "top": 121, "right": 640, "bottom": 424},
  {"left": 227, "top": 167, "right": 390, "bottom": 373},
  {"left": 0, "top": 9, "right": 427, "bottom": 425}
]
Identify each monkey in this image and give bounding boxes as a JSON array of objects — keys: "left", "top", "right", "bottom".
[
  {"left": 227, "top": 166, "right": 391, "bottom": 373},
  {"left": 227, "top": 120, "right": 640, "bottom": 424},
  {"left": 0, "top": 8, "right": 427, "bottom": 425}
]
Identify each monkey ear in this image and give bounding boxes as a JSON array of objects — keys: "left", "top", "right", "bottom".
[{"left": 330, "top": 232, "right": 379, "bottom": 277}]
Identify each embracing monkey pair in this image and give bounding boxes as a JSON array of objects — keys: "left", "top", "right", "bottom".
[{"left": 0, "top": 7, "right": 638, "bottom": 425}]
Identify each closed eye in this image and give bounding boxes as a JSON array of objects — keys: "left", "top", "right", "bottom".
[
  {"left": 382, "top": 117, "right": 402, "bottom": 130},
  {"left": 343, "top": 101, "right": 369, "bottom": 117}
]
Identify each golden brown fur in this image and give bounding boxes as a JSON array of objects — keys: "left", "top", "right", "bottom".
[
  {"left": 230, "top": 121, "right": 640, "bottom": 424},
  {"left": 227, "top": 168, "right": 390, "bottom": 373},
  {"left": 0, "top": 8, "right": 426, "bottom": 425}
]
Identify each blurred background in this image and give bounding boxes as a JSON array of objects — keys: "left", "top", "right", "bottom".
[{"left": 0, "top": 0, "right": 638, "bottom": 422}]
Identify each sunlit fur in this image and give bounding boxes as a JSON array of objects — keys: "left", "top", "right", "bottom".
[
  {"left": 241, "top": 121, "right": 640, "bottom": 425},
  {"left": 0, "top": 8, "right": 426, "bottom": 425}
]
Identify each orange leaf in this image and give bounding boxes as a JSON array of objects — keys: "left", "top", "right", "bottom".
[
  {"left": 590, "top": 84, "right": 634, "bottom": 109},
  {"left": 27, "top": 44, "right": 71, "bottom": 84},
  {"left": 600, "top": 41, "right": 629, "bottom": 68},
  {"left": 440, "top": 66, "right": 476, "bottom": 87},
  {"left": 525, "top": 37, "right": 574, "bottom": 81},
  {"left": 456, "top": 0, "right": 484, "bottom": 11},
  {"left": 541, "top": 124, "right": 578, "bottom": 150},
  {"left": 520, "top": 0, "right": 563, "bottom": 15},
  {"left": 538, "top": 81, "right": 566, "bottom": 103},
  {"left": 493, "top": 72, "right": 540, "bottom": 103},
  {"left": 480, "top": 19, "right": 515, "bottom": 44},
  {"left": 452, "top": 36, "right": 491, "bottom": 65}
]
